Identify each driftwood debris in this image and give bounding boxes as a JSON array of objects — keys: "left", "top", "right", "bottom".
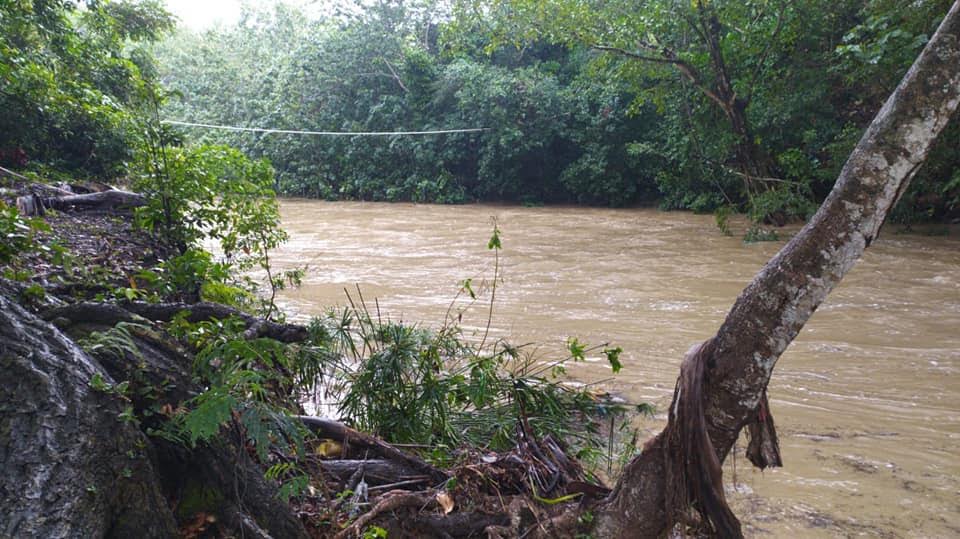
[
  {"left": 298, "top": 416, "right": 450, "bottom": 486},
  {"left": 17, "top": 188, "right": 145, "bottom": 216},
  {"left": 317, "top": 459, "right": 431, "bottom": 487}
]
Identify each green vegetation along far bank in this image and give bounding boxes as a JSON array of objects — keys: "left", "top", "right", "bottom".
[
  {"left": 151, "top": 0, "right": 959, "bottom": 225},
  {"left": 3, "top": 1, "right": 957, "bottom": 226}
]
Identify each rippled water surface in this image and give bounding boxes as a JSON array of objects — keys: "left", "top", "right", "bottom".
[{"left": 272, "top": 200, "right": 960, "bottom": 537}]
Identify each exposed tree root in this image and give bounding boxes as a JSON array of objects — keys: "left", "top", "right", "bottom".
[
  {"left": 335, "top": 491, "right": 435, "bottom": 539},
  {"left": 125, "top": 300, "right": 310, "bottom": 342},
  {"left": 44, "top": 300, "right": 309, "bottom": 343}
]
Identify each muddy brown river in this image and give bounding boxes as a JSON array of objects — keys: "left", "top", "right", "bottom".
[{"left": 271, "top": 200, "right": 959, "bottom": 537}]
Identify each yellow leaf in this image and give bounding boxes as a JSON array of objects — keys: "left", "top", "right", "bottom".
[
  {"left": 437, "top": 491, "right": 455, "bottom": 515},
  {"left": 313, "top": 439, "right": 343, "bottom": 457}
]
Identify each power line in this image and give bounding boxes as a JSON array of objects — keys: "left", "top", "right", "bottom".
[{"left": 161, "top": 120, "right": 489, "bottom": 136}]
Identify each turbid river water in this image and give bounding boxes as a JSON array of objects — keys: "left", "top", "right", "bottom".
[{"left": 271, "top": 200, "right": 959, "bottom": 537}]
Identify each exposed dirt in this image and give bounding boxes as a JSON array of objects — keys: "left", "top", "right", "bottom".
[{"left": 2, "top": 180, "right": 174, "bottom": 303}]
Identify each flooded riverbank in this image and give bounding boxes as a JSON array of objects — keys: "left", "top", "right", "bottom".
[{"left": 271, "top": 200, "right": 960, "bottom": 537}]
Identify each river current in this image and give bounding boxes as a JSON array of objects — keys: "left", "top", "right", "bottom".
[{"left": 271, "top": 200, "right": 960, "bottom": 537}]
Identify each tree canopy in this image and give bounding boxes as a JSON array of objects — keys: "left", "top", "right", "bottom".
[
  {"left": 0, "top": 0, "right": 174, "bottom": 176},
  {"left": 149, "top": 0, "right": 959, "bottom": 224}
]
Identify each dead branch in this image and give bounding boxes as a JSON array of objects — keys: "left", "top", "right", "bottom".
[
  {"left": 334, "top": 491, "right": 433, "bottom": 539},
  {"left": 318, "top": 459, "right": 430, "bottom": 487},
  {"left": 298, "top": 416, "right": 449, "bottom": 485}
]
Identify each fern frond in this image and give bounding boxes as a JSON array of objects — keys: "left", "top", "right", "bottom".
[{"left": 79, "top": 322, "right": 149, "bottom": 362}]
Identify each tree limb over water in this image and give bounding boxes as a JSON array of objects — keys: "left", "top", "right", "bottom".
[{"left": 593, "top": 4, "right": 960, "bottom": 536}]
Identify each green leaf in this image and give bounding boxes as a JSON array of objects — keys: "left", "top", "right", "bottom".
[
  {"left": 604, "top": 346, "right": 623, "bottom": 373},
  {"left": 487, "top": 225, "right": 501, "bottom": 250},
  {"left": 567, "top": 337, "right": 586, "bottom": 362},
  {"left": 461, "top": 278, "right": 476, "bottom": 299},
  {"left": 90, "top": 372, "right": 111, "bottom": 392},
  {"left": 183, "top": 390, "right": 236, "bottom": 444}
]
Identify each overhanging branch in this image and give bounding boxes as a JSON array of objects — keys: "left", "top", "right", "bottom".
[{"left": 591, "top": 42, "right": 729, "bottom": 109}]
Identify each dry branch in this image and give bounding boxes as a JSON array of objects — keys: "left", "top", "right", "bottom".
[
  {"left": 298, "top": 416, "right": 450, "bottom": 485},
  {"left": 318, "top": 459, "right": 430, "bottom": 487},
  {"left": 334, "top": 491, "right": 434, "bottom": 539}
]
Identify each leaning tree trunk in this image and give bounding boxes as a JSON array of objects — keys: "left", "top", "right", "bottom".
[{"left": 593, "top": 4, "right": 960, "bottom": 537}]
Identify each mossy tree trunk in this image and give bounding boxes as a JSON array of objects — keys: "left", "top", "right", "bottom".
[
  {"left": 0, "top": 294, "right": 177, "bottom": 538},
  {"left": 0, "top": 293, "right": 309, "bottom": 538}
]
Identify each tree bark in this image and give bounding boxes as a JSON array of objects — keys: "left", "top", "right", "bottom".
[
  {"left": 16, "top": 189, "right": 146, "bottom": 216},
  {"left": 593, "top": 4, "right": 960, "bottom": 536},
  {"left": 0, "top": 293, "right": 177, "bottom": 538},
  {"left": 2, "top": 290, "right": 310, "bottom": 538}
]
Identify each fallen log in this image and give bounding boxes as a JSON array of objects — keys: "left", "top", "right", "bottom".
[
  {"left": 17, "top": 189, "right": 145, "bottom": 216},
  {"left": 318, "top": 459, "right": 430, "bottom": 486}
]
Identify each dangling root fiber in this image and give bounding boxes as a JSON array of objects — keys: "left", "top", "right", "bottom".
[{"left": 662, "top": 339, "right": 782, "bottom": 538}]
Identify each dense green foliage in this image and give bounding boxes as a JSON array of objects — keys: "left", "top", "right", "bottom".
[
  {"left": 318, "top": 300, "right": 624, "bottom": 454},
  {"left": 4, "top": 1, "right": 954, "bottom": 220},
  {"left": 153, "top": 0, "right": 958, "bottom": 221},
  {"left": 0, "top": 0, "right": 173, "bottom": 177},
  {"left": 153, "top": 3, "right": 664, "bottom": 207}
]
